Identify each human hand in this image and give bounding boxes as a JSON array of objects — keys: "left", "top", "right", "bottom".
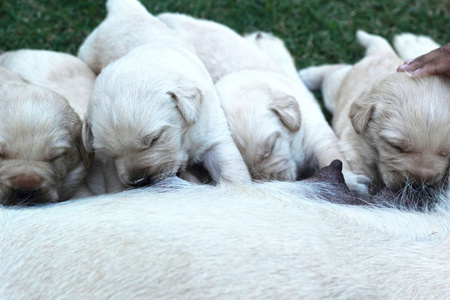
[{"left": 397, "top": 43, "right": 450, "bottom": 77}]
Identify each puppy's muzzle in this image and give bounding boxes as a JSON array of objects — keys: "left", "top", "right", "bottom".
[
  {"left": 3, "top": 172, "right": 56, "bottom": 206},
  {"left": 127, "top": 168, "right": 159, "bottom": 188}
]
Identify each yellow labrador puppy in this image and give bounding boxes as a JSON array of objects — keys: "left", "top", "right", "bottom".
[
  {"left": 0, "top": 49, "right": 104, "bottom": 196},
  {"left": 0, "top": 81, "right": 91, "bottom": 205},
  {"left": 299, "top": 31, "right": 450, "bottom": 192},
  {"left": 158, "top": 13, "right": 368, "bottom": 194},
  {"left": 78, "top": 0, "right": 251, "bottom": 192}
]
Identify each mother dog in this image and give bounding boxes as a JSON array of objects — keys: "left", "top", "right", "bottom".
[{"left": 1, "top": 168, "right": 449, "bottom": 299}]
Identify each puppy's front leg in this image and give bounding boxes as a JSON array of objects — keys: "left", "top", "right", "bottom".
[{"left": 203, "top": 140, "right": 252, "bottom": 184}]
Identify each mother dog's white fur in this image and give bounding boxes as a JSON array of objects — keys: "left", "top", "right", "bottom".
[
  {"left": 0, "top": 49, "right": 96, "bottom": 119},
  {"left": 158, "top": 13, "right": 368, "bottom": 193},
  {"left": 78, "top": 0, "right": 250, "bottom": 191},
  {"left": 1, "top": 178, "right": 449, "bottom": 299},
  {"left": 299, "top": 31, "right": 450, "bottom": 191}
]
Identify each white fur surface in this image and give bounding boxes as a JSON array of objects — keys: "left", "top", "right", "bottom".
[
  {"left": 1, "top": 178, "right": 449, "bottom": 299},
  {"left": 0, "top": 49, "right": 95, "bottom": 119},
  {"left": 244, "top": 31, "right": 299, "bottom": 80},
  {"left": 393, "top": 32, "right": 441, "bottom": 60}
]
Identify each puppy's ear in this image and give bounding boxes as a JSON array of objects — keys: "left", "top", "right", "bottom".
[
  {"left": 269, "top": 94, "right": 301, "bottom": 132},
  {"left": 168, "top": 85, "right": 202, "bottom": 125},
  {"left": 78, "top": 135, "right": 95, "bottom": 169},
  {"left": 349, "top": 95, "right": 375, "bottom": 134},
  {"left": 82, "top": 120, "right": 94, "bottom": 153},
  {"left": 80, "top": 121, "right": 95, "bottom": 168}
]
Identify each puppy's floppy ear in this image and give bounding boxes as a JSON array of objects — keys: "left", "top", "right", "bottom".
[
  {"left": 269, "top": 94, "right": 301, "bottom": 132},
  {"left": 168, "top": 85, "right": 202, "bottom": 125},
  {"left": 81, "top": 120, "right": 94, "bottom": 153},
  {"left": 80, "top": 120, "right": 95, "bottom": 168},
  {"left": 349, "top": 94, "right": 375, "bottom": 135}
]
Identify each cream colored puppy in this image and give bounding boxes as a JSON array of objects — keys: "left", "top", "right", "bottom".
[
  {"left": 0, "top": 50, "right": 104, "bottom": 195},
  {"left": 78, "top": 0, "right": 250, "bottom": 191},
  {"left": 159, "top": 13, "right": 368, "bottom": 193},
  {"left": 0, "top": 81, "right": 91, "bottom": 205},
  {"left": 0, "top": 49, "right": 96, "bottom": 119},
  {"left": 299, "top": 31, "right": 450, "bottom": 191},
  {"left": 1, "top": 175, "right": 449, "bottom": 299}
]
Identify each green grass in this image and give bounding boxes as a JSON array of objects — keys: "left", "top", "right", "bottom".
[{"left": 1, "top": 0, "right": 448, "bottom": 69}]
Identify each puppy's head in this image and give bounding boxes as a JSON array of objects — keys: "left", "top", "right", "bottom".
[
  {"left": 349, "top": 73, "right": 450, "bottom": 190},
  {"left": 83, "top": 63, "right": 202, "bottom": 188},
  {"left": 216, "top": 72, "right": 301, "bottom": 181},
  {"left": 0, "top": 82, "right": 88, "bottom": 206}
]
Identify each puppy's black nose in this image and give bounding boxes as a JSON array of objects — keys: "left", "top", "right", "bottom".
[{"left": 128, "top": 169, "right": 154, "bottom": 187}]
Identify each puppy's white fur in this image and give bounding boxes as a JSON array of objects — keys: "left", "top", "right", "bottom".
[
  {"left": 0, "top": 82, "right": 91, "bottom": 205},
  {"left": 0, "top": 49, "right": 96, "bottom": 119},
  {"left": 299, "top": 31, "right": 450, "bottom": 191},
  {"left": 78, "top": 0, "right": 250, "bottom": 191},
  {"left": 0, "top": 66, "right": 24, "bottom": 83},
  {"left": 158, "top": 13, "right": 368, "bottom": 193},
  {"left": 1, "top": 178, "right": 449, "bottom": 298},
  {"left": 244, "top": 31, "right": 299, "bottom": 80},
  {"left": 393, "top": 32, "right": 441, "bottom": 60}
]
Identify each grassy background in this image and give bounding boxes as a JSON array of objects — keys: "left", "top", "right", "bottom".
[{"left": 1, "top": 0, "right": 448, "bottom": 70}]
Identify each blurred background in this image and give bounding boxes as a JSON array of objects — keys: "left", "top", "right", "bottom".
[{"left": 1, "top": 0, "right": 448, "bottom": 70}]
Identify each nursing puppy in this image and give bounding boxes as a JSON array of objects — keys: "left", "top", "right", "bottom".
[
  {"left": 78, "top": 0, "right": 250, "bottom": 192},
  {"left": 299, "top": 31, "right": 450, "bottom": 192},
  {"left": 0, "top": 49, "right": 96, "bottom": 119},
  {"left": 1, "top": 170, "right": 449, "bottom": 299},
  {"left": 158, "top": 13, "right": 368, "bottom": 193},
  {"left": 0, "top": 82, "right": 91, "bottom": 205}
]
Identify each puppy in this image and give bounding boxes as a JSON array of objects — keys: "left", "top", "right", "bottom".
[
  {"left": 1, "top": 172, "right": 449, "bottom": 298},
  {"left": 159, "top": 13, "right": 368, "bottom": 193},
  {"left": 299, "top": 31, "right": 450, "bottom": 192},
  {"left": 78, "top": 0, "right": 251, "bottom": 192},
  {"left": 0, "top": 49, "right": 96, "bottom": 119},
  {"left": 0, "top": 82, "right": 91, "bottom": 205},
  {"left": 0, "top": 49, "right": 105, "bottom": 195}
]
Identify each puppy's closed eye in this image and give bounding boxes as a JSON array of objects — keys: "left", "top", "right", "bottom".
[
  {"left": 439, "top": 144, "right": 450, "bottom": 157},
  {"left": 380, "top": 132, "right": 414, "bottom": 153},
  {"left": 258, "top": 132, "right": 280, "bottom": 162},
  {"left": 141, "top": 130, "right": 164, "bottom": 149}
]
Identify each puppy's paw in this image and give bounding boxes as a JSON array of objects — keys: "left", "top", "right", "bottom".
[
  {"left": 393, "top": 33, "right": 440, "bottom": 60},
  {"left": 342, "top": 170, "right": 370, "bottom": 196}
]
